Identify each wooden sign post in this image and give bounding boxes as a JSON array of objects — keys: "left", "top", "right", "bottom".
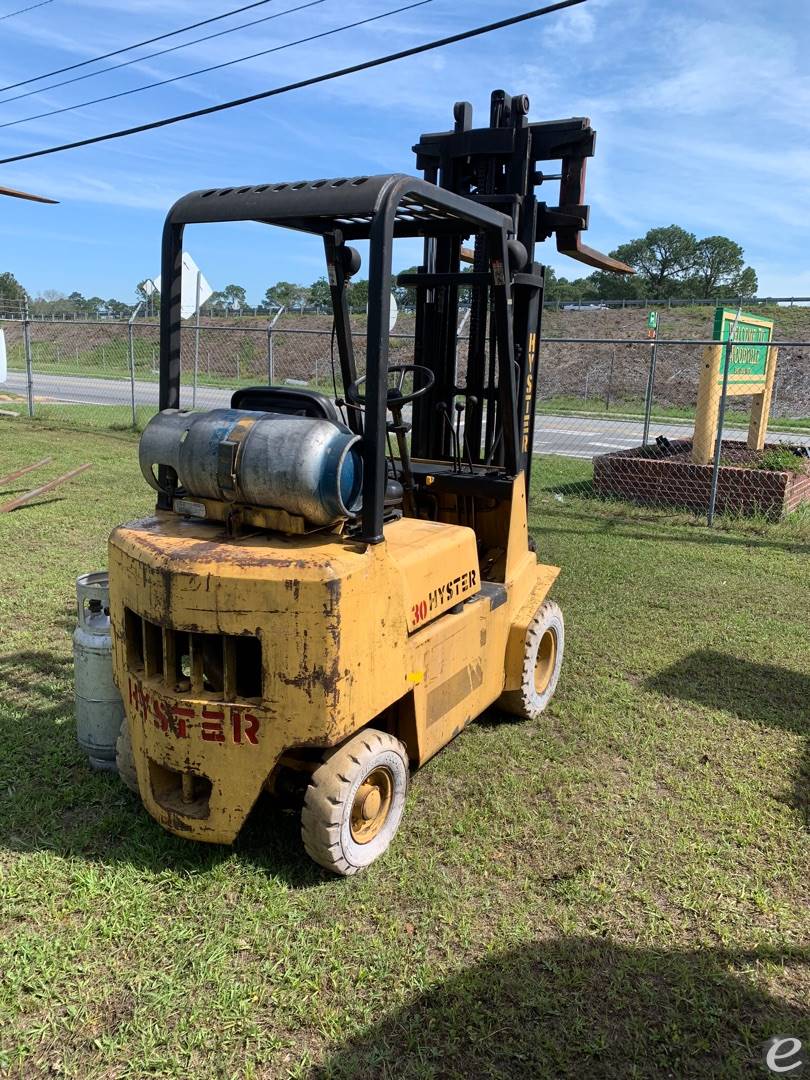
[{"left": 692, "top": 308, "right": 777, "bottom": 465}]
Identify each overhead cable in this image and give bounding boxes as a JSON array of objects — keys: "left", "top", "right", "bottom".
[
  {"left": 0, "top": 0, "right": 588, "bottom": 165},
  {"left": 0, "top": 0, "right": 434, "bottom": 130},
  {"left": 0, "top": 0, "right": 282, "bottom": 92},
  {"left": 0, "top": 0, "right": 53, "bottom": 19},
  {"left": 0, "top": 0, "right": 331, "bottom": 106}
]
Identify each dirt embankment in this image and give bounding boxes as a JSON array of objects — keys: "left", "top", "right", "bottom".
[{"left": 529, "top": 305, "right": 809, "bottom": 416}]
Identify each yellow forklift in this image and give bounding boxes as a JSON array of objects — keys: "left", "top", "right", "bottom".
[{"left": 109, "top": 90, "right": 630, "bottom": 874}]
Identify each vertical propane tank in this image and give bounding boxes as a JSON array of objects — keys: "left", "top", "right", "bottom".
[{"left": 73, "top": 571, "right": 124, "bottom": 771}]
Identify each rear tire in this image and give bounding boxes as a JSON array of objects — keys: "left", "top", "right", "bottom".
[
  {"left": 115, "top": 718, "right": 140, "bottom": 795},
  {"left": 301, "top": 729, "right": 409, "bottom": 876},
  {"left": 499, "top": 600, "right": 564, "bottom": 720}
]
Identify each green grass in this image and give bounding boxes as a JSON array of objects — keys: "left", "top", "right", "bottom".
[
  {"left": 0, "top": 421, "right": 808, "bottom": 1078},
  {"left": 537, "top": 394, "right": 810, "bottom": 433},
  {"left": 754, "top": 446, "right": 808, "bottom": 473},
  {"left": 716, "top": 446, "right": 809, "bottom": 475},
  {"left": 0, "top": 399, "right": 156, "bottom": 433}
]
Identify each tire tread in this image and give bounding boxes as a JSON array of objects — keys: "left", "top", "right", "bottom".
[{"left": 302, "top": 729, "right": 408, "bottom": 876}]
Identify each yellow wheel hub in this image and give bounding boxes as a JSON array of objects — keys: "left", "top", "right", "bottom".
[
  {"left": 533, "top": 628, "right": 557, "bottom": 695},
  {"left": 350, "top": 766, "right": 393, "bottom": 844}
]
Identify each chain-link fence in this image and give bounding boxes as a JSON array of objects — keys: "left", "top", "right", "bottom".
[
  {"left": 0, "top": 316, "right": 424, "bottom": 424},
  {"left": 531, "top": 335, "right": 810, "bottom": 522},
  {"left": 2, "top": 316, "right": 809, "bottom": 523}
]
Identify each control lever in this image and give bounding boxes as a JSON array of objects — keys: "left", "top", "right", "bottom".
[
  {"left": 454, "top": 401, "right": 466, "bottom": 473},
  {"left": 436, "top": 402, "right": 460, "bottom": 472},
  {"left": 386, "top": 400, "right": 416, "bottom": 516},
  {"left": 463, "top": 396, "right": 478, "bottom": 471}
]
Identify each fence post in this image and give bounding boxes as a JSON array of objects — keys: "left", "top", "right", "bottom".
[
  {"left": 266, "top": 324, "right": 273, "bottom": 385},
  {"left": 641, "top": 331, "right": 659, "bottom": 447},
  {"left": 266, "top": 306, "right": 284, "bottom": 385},
  {"left": 23, "top": 298, "right": 34, "bottom": 418},
  {"left": 707, "top": 312, "right": 741, "bottom": 526},
  {"left": 605, "top": 347, "right": 615, "bottom": 411},
  {"left": 192, "top": 270, "right": 202, "bottom": 408},
  {"left": 128, "top": 301, "right": 143, "bottom": 427}
]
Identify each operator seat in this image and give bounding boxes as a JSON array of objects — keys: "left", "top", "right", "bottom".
[{"left": 230, "top": 385, "right": 342, "bottom": 422}]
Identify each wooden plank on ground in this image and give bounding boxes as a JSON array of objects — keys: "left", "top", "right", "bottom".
[
  {"left": 0, "top": 464, "right": 92, "bottom": 513},
  {"left": 0, "top": 457, "right": 53, "bottom": 488}
]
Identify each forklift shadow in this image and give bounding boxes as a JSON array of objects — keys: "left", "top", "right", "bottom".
[
  {"left": 311, "top": 937, "right": 810, "bottom": 1078},
  {"left": 647, "top": 651, "right": 809, "bottom": 827},
  {"left": 540, "top": 478, "right": 595, "bottom": 498},
  {"left": 0, "top": 649, "right": 327, "bottom": 888}
]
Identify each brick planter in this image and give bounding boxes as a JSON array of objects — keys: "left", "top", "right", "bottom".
[{"left": 593, "top": 439, "right": 810, "bottom": 519}]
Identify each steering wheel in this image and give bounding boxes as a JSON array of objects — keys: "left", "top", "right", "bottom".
[{"left": 346, "top": 364, "right": 435, "bottom": 409}]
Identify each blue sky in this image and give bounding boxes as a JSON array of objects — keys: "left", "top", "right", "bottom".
[{"left": 0, "top": 0, "right": 808, "bottom": 304}]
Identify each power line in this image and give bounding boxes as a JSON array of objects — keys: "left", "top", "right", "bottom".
[
  {"left": 0, "top": 0, "right": 433, "bottom": 130},
  {"left": 0, "top": 0, "right": 283, "bottom": 93},
  {"left": 0, "top": 0, "right": 52, "bottom": 19},
  {"left": 0, "top": 0, "right": 332, "bottom": 106},
  {"left": 0, "top": 0, "right": 588, "bottom": 165}
]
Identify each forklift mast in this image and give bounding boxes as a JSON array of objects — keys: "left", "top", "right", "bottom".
[
  {"left": 409, "top": 89, "right": 630, "bottom": 484},
  {"left": 154, "top": 89, "right": 629, "bottom": 544}
]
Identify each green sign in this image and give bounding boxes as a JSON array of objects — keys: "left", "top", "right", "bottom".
[
  {"left": 647, "top": 311, "right": 658, "bottom": 329},
  {"left": 713, "top": 307, "right": 773, "bottom": 383}
]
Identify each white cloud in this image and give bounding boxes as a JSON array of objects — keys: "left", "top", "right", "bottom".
[
  {"left": 2, "top": 0, "right": 808, "bottom": 298},
  {"left": 541, "top": 0, "right": 603, "bottom": 46},
  {"left": 4, "top": 168, "right": 180, "bottom": 209}
]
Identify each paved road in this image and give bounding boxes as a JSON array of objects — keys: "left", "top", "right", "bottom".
[
  {"left": 4, "top": 370, "right": 807, "bottom": 458},
  {"left": 4, "top": 370, "right": 167, "bottom": 408}
]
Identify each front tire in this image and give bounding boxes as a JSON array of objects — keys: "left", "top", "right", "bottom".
[
  {"left": 301, "top": 729, "right": 409, "bottom": 876},
  {"left": 499, "top": 600, "right": 564, "bottom": 720}
]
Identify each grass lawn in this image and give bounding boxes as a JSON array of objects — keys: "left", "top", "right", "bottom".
[
  {"left": 0, "top": 420, "right": 808, "bottom": 1079},
  {"left": 0, "top": 401, "right": 158, "bottom": 433},
  {"left": 537, "top": 395, "right": 810, "bottom": 434}
]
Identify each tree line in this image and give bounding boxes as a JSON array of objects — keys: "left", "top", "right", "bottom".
[
  {"left": 545, "top": 226, "right": 757, "bottom": 302},
  {"left": 0, "top": 225, "right": 759, "bottom": 317},
  {"left": 135, "top": 276, "right": 381, "bottom": 315}
]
